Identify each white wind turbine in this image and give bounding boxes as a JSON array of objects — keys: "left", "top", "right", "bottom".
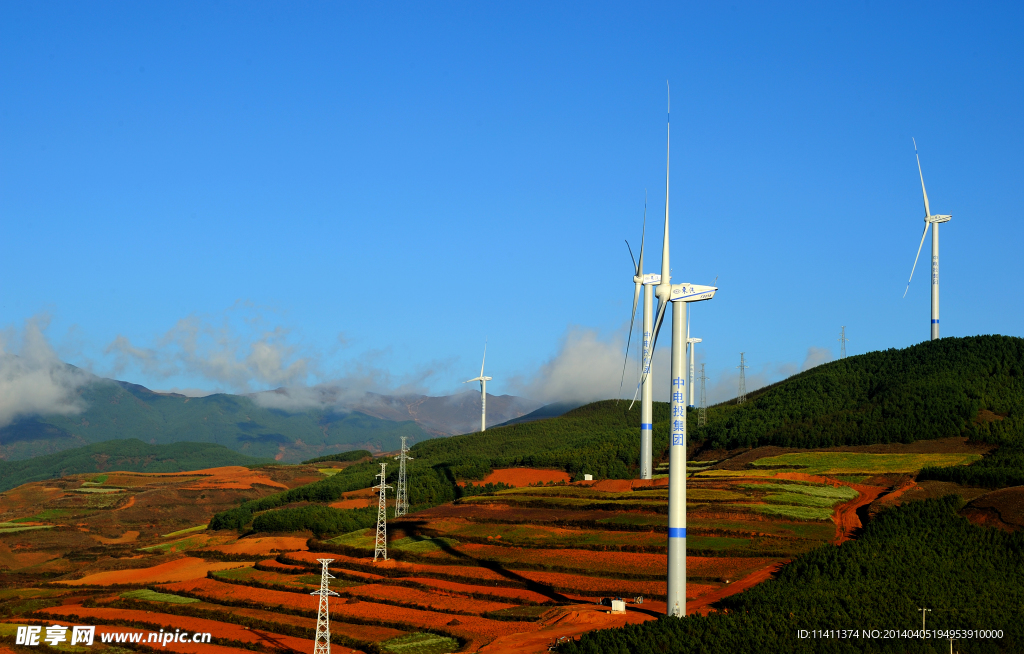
[
  {"left": 464, "top": 342, "right": 492, "bottom": 433},
  {"left": 903, "top": 139, "right": 951, "bottom": 341},
  {"left": 645, "top": 83, "right": 718, "bottom": 618},
  {"left": 620, "top": 192, "right": 662, "bottom": 480}
]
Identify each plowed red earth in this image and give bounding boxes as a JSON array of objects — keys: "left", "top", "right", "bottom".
[
  {"left": 38, "top": 604, "right": 312, "bottom": 653},
  {"left": 58, "top": 558, "right": 254, "bottom": 585},
  {"left": 159, "top": 577, "right": 532, "bottom": 650},
  {"left": 257, "top": 558, "right": 306, "bottom": 572},
  {"left": 477, "top": 469, "right": 571, "bottom": 487},
  {"left": 345, "top": 583, "right": 515, "bottom": 614},
  {"left": 401, "top": 577, "right": 560, "bottom": 604},
  {"left": 179, "top": 600, "right": 408, "bottom": 642},
  {"left": 204, "top": 536, "right": 308, "bottom": 555}
]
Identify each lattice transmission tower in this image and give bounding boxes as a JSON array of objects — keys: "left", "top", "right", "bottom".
[
  {"left": 394, "top": 437, "right": 413, "bottom": 516},
  {"left": 310, "top": 558, "right": 338, "bottom": 654},
  {"left": 372, "top": 463, "right": 392, "bottom": 562},
  {"left": 737, "top": 353, "right": 749, "bottom": 404},
  {"left": 838, "top": 326, "right": 849, "bottom": 359},
  {"left": 697, "top": 364, "right": 709, "bottom": 427}
]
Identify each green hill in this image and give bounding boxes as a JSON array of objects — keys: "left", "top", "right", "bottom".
[
  {"left": 696, "top": 335, "right": 1024, "bottom": 450},
  {"left": 0, "top": 378, "right": 430, "bottom": 463},
  {"left": 0, "top": 439, "right": 272, "bottom": 493}
]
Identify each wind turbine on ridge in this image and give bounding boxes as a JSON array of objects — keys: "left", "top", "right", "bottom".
[
  {"left": 464, "top": 342, "right": 493, "bottom": 433},
  {"left": 620, "top": 191, "right": 662, "bottom": 480},
  {"left": 903, "top": 139, "right": 952, "bottom": 341}
]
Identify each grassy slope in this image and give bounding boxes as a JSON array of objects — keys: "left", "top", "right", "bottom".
[
  {"left": 0, "top": 378, "right": 430, "bottom": 462},
  {"left": 0, "top": 439, "right": 272, "bottom": 493}
]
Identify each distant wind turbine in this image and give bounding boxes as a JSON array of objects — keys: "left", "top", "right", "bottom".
[
  {"left": 903, "top": 139, "right": 951, "bottom": 341},
  {"left": 464, "top": 342, "right": 492, "bottom": 433},
  {"left": 620, "top": 191, "right": 662, "bottom": 480}
]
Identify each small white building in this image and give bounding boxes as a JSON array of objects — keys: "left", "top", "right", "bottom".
[
  {"left": 583, "top": 474, "right": 593, "bottom": 481},
  {"left": 610, "top": 600, "right": 626, "bottom": 614}
]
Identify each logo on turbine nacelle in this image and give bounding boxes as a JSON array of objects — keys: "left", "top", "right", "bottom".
[
  {"left": 642, "top": 273, "right": 662, "bottom": 285},
  {"left": 670, "top": 284, "right": 717, "bottom": 302}
]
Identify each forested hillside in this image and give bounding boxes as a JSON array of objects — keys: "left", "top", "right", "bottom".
[
  {"left": 696, "top": 335, "right": 1024, "bottom": 450},
  {"left": 559, "top": 497, "right": 1022, "bottom": 654}
]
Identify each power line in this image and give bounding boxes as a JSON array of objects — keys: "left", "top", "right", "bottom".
[{"left": 737, "top": 353, "right": 749, "bottom": 404}]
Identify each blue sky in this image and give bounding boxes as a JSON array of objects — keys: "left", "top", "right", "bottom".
[{"left": 2, "top": 2, "right": 1022, "bottom": 404}]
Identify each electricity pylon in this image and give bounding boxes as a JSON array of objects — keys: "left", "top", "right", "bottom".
[
  {"left": 737, "top": 353, "right": 749, "bottom": 404},
  {"left": 310, "top": 558, "right": 338, "bottom": 654},
  {"left": 697, "top": 364, "right": 709, "bottom": 428},
  {"left": 394, "top": 437, "right": 413, "bottom": 516},
  {"left": 838, "top": 326, "right": 849, "bottom": 359},
  {"left": 372, "top": 463, "right": 392, "bottom": 562}
]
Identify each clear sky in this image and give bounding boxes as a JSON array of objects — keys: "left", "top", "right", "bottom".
[{"left": 2, "top": 2, "right": 1022, "bottom": 405}]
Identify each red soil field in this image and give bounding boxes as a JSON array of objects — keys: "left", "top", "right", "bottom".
[
  {"left": 207, "top": 536, "right": 308, "bottom": 555},
  {"left": 258, "top": 558, "right": 307, "bottom": 572},
  {"left": 586, "top": 478, "right": 669, "bottom": 492},
  {"left": 420, "top": 543, "right": 668, "bottom": 576},
  {"left": 113, "top": 496, "right": 136, "bottom": 511},
  {"left": 479, "top": 604, "right": 655, "bottom": 654},
  {"left": 180, "top": 600, "right": 409, "bottom": 643},
  {"left": 329, "top": 498, "right": 374, "bottom": 509},
  {"left": 160, "top": 577, "right": 535, "bottom": 650},
  {"left": 59, "top": 557, "right": 254, "bottom": 586},
  {"left": 686, "top": 560, "right": 789, "bottom": 616},
  {"left": 402, "top": 577, "right": 559, "bottom": 604},
  {"left": 346, "top": 583, "right": 516, "bottom": 614},
  {"left": 92, "top": 531, "right": 140, "bottom": 545},
  {"left": 38, "top": 604, "right": 312, "bottom": 653},
  {"left": 477, "top": 469, "right": 571, "bottom": 487}
]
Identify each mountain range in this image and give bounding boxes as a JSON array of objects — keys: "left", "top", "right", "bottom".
[{"left": 0, "top": 370, "right": 544, "bottom": 462}]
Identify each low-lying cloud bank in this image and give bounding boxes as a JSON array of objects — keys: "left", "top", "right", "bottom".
[{"left": 0, "top": 317, "right": 93, "bottom": 429}]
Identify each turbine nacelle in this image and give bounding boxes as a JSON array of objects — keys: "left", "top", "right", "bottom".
[
  {"left": 670, "top": 283, "right": 717, "bottom": 303},
  {"left": 926, "top": 214, "right": 952, "bottom": 224},
  {"left": 637, "top": 273, "right": 661, "bottom": 285},
  {"left": 464, "top": 376, "right": 492, "bottom": 383}
]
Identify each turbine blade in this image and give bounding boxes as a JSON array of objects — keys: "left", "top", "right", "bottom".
[
  {"left": 661, "top": 85, "right": 671, "bottom": 284},
  {"left": 904, "top": 222, "right": 931, "bottom": 297},
  {"left": 914, "top": 138, "right": 931, "bottom": 218},
  {"left": 628, "top": 378, "right": 641, "bottom": 410},
  {"left": 638, "top": 299, "right": 668, "bottom": 388},
  {"left": 625, "top": 240, "right": 637, "bottom": 273},
  {"left": 480, "top": 341, "right": 486, "bottom": 377},
  {"left": 619, "top": 280, "right": 641, "bottom": 400}
]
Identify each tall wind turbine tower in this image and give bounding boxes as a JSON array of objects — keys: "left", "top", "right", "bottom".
[
  {"left": 394, "top": 436, "right": 413, "bottom": 517},
  {"left": 737, "top": 353, "right": 748, "bottom": 404},
  {"left": 310, "top": 558, "right": 338, "bottom": 654},
  {"left": 372, "top": 463, "right": 392, "bottom": 562},
  {"left": 620, "top": 193, "right": 661, "bottom": 480},
  {"left": 838, "top": 326, "right": 849, "bottom": 359},
  {"left": 646, "top": 83, "right": 718, "bottom": 617},
  {"left": 904, "top": 140, "right": 952, "bottom": 341},
  {"left": 464, "top": 343, "right": 493, "bottom": 432}
]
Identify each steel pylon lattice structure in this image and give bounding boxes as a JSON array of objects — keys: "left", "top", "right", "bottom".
[
  {"left": 737, "top": 353, "right": 749, "bottom": 404},
  {"left": 394, "top": 437, "right": 413, "bottom": 516},
  {"left": 697, "top": 364, "right": 709, "bottom": 428},
  {"left": 838, "top": 326, "right": 849, "bottom": 359},
  {"left": 310, "top": 558, "right": 338, "bottom": 654},
  {"left": 372, "top": 463, "right": 392, "bottom": 562}
]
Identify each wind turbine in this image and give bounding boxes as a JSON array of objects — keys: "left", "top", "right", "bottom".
[
  {"left": 620, "top": 193, "right": 662, "bottom": 480},
  {"left": 464, "top": 342, "right": 492, "bottom": 433},
  {"left": 647, "top": 83, "right": 718, "bottom": 618},
  {"left": 903, "top": 139, "right": 951, "bottom": 341}
]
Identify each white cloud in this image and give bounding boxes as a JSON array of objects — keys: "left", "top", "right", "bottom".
[{"left": 0, "top": 317, "right": 93, "bottom": 428}]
